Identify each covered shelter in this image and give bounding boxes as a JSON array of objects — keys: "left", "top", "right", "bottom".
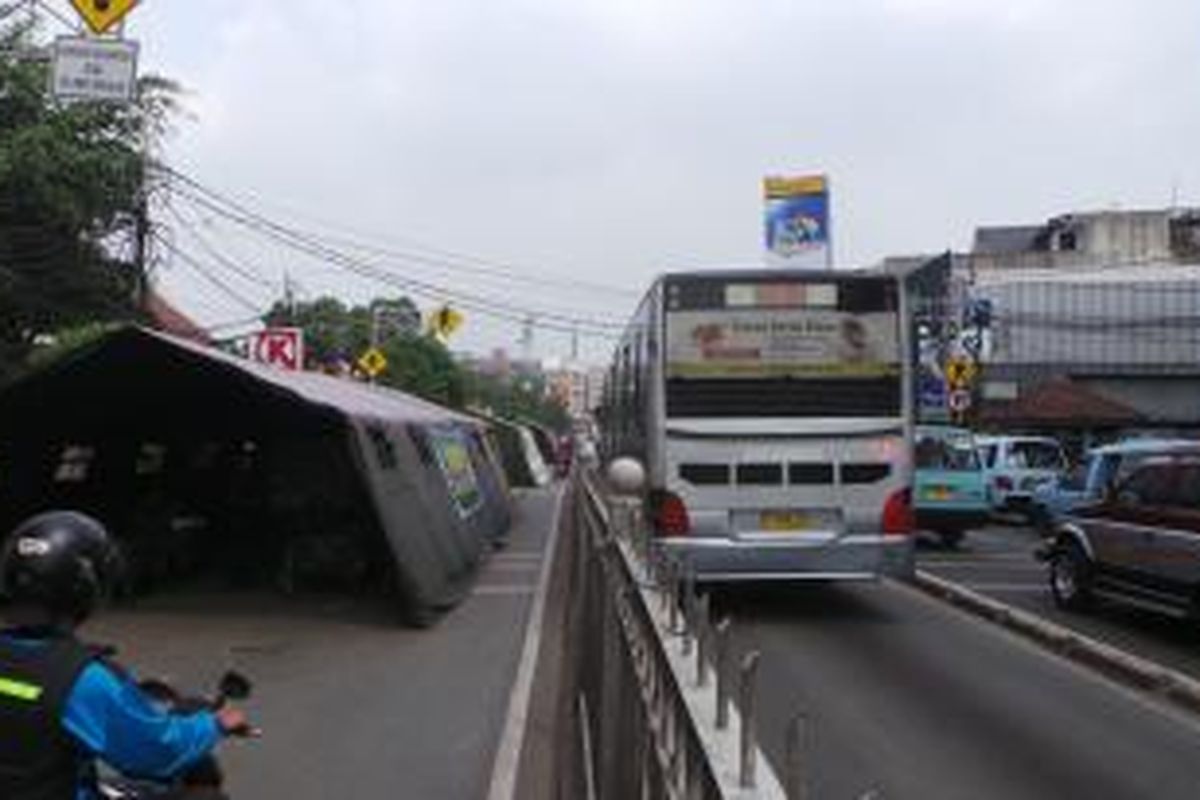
[{"left": 0, "top": 327, "right": 512, "bottom": 624}]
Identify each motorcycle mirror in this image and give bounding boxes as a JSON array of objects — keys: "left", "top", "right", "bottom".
[{"left": 218, "top": 671, "right": 253, "bottom": 701}]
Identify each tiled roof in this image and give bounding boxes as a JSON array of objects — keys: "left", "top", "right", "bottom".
[{"left": 981, "top": 377, "right": 1143, "bottom": 426}]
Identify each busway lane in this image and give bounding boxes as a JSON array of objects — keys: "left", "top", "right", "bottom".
[{"left": 720, "top": 578, "right": 1200, "bottom": 800}]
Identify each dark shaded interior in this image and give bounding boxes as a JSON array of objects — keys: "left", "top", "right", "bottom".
[{"left": 0, "top": 330, "right": 392, "bottom": 598}]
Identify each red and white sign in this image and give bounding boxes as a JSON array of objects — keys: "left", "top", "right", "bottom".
[{"left": 252, "top": 328, "right": 305, "bottom": 372}]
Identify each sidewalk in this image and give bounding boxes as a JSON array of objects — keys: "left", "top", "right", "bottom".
[{"left": 84, "top": 486, "right": 563, "bottom": 800}]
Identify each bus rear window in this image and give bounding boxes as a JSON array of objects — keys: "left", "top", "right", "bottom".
[{"left": 663, "top": 276, "right": 901, "bottom": 416}]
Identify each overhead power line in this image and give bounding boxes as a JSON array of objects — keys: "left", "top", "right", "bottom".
[
  {"left": 164, "top": 201, "right": 280, "bottom": 292},
  {"left": 154, "top": 166, "right": 637, "bottom": 300},
  {"left": 154, "top": 165, "right": 624, "bottom": 338},
  {"left": 152, "top": 231, "right": 267, "bottom": 315}
]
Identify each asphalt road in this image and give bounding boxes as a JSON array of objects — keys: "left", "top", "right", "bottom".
[
  {"left": 81, "top": 486, "right": 561, "bottom": 800},
  {"left": 719, "top": 573, "right": 1200, "bottom": 799},
  {"left": 918, "top": 525, "right": 1200, "bottom": 681}
]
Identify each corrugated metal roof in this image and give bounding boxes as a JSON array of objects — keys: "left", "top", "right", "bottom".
[
  {"left": 975, "top": 262, "right": 1200, "bottom": 286},
  {"left": 141, "top": 328, "right": 476, "bottom": 425}
]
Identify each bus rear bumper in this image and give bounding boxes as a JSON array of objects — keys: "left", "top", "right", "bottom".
[{"left": 655, "top": 535, "right": 915, "bottom": 582}]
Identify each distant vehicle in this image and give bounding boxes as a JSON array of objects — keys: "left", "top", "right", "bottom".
[
  {"left": 601, "top": 269, "right": 915, "bottom": 582},
  {"left": 913, "top": 425, "right": 989, "bottom": 548},
  {"left": 1029, "top": 438, "right": 1200, "bottom": 534},
  {"left": 1042, "top": 449, "right": 1200, "bottom": 617},
  {"left": 975, "top": 435, "right": 1066, "bottom": 517}
]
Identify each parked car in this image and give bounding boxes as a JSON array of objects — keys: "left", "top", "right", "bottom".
[
  {"left": 1041, "top": 448, "right": 1200, "bottom": 617},
  {"left": 913, "top": 426, "right": 989, "bottom": 548},
  {"left": 975, "top": 435, "right": 1067, "bottom": 517},
  {"left": 1029, "top": 438, "right": 1200, "bottom": 535}
]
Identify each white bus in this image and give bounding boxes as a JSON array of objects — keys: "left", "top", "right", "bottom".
[{"left": 602, "top": 269, "right": 915, "bottom": 581}]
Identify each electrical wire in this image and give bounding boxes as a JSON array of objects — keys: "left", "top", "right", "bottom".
[
  {"left": 164, "top": 201, "right": 280, "bottom": 291},
  {"left": 170, "top": 183, "right": 626, "bottom": 333},
  {"left": 159, "top": 175, "right": 623, "bottom": 338},
  {"left": 152, "top": 232, "right": 267, "bottom": 314},
  {"left": 151, "top": 163, "right": 637, "bottom": 300}
]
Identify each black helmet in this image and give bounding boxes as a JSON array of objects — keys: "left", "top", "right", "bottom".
[{"left": 0, "top": 511, "right": 118, "bottom": 623}]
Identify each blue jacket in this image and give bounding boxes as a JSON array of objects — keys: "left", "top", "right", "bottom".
[{"left": 0, "top": 631, "right": 221, "bottom": 800}]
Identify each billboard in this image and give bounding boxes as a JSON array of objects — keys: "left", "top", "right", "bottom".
[{"left": 764, "top": 175, "right": 831, "bottom": 268}]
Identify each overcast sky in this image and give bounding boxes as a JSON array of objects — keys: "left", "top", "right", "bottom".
[{"left": 50, "top": 0, "right": 1200, "bottom": 361}]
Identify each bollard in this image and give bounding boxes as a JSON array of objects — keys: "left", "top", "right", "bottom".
[
  {"left": 667, "top": 559, "right": 681, "bottom": 634},
  {"left": 738, "top": 651, "right": 761, "bottom": 789},
  {"left": 785, "top": 714, "right": 807, "bottom": 800},
  {"left": 714, "top": 618, "right": 732, "bottom": 730},
  {"left": 681, "top": 566, "right": 695, "bottom": 655},
  {"left": 695, "top": 593, "right": 711, "bottom": 688}
]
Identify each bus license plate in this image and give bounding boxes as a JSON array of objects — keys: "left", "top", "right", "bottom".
[
  {"left": 923, "top": 486, "right": 952, "bottom": 501},
  {"left": 761, "top": 511, "right": 813, "bottom": 532}
]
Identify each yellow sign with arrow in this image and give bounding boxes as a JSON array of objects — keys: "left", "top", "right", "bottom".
[
  {"left": 945, "top": 356, "right": 977, "bottom": 389},
  {"left": 427, "top": 305, "right": 465, "bottom": 342},
  {"left": 70, "top": 0, "right": 140, "bottom": 35}
]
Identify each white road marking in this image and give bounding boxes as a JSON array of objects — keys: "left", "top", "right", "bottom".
[
  {"left": 921, "top": 555, "right": 1039, "bottom": 566},
  {"left": 963, "top": 582, "right": 1047, "bottom": 594},
  {"left": 474, "top": 584, "right": 538, "bottom": 596},
  {"left": 485, "top": 561, "right": 543, "bottom": 572},
  {"left": 486, "top": 486, "right": 565, "bottom": 800}
]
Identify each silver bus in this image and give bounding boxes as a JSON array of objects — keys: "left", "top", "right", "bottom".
[{"left": 602, "top": 269, "right": 915, "bottom": 581}]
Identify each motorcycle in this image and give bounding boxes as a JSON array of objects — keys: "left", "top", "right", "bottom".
[{"left": 98, "top": 670, "right": 257, "bottom": 800}]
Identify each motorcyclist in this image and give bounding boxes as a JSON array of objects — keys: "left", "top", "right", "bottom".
[{"left": 0, "top": 511, "right": 249, "bottom": 799}]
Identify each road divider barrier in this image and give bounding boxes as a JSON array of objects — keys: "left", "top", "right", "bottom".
[{"left": 912, "top": 569, "right": 1200, "bottom": 717}]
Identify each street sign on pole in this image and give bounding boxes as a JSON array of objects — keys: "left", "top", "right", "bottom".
[
  {"left": 70, "top": 0, "right": 139, "bottom": 35},
  {"left": 949, "top": 389, "right": 972, "bottom": 414},
  {"left": 945, "top": 356, "right": 977, "bottom": 390},
  {"left": 427, "top": 305, "right": 465, "bottom": 342},
  {"left": 51, "top": 36, "right": 138, "bottom": 104},
  {"left": 358, "top": 348, "right": 388, "bottom": 379},
  {"left": 252, "top": 328, "right": 305, "bottom": 372}
]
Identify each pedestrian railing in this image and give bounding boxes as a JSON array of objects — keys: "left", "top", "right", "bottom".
[{"left": 563, "top": 468, "right": 787, "bottom": 800}]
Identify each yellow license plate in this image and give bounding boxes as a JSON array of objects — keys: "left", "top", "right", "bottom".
[
  {"left": 923, "top": 486, "right": 951, "bottom": 501},
  {"left": 761, "top": 511, "right": 813, "bottom": 532}
]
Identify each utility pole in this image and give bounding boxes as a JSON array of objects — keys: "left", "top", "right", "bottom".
[{"left": 520, "top": 315, "right": 535, "bottom": 362}]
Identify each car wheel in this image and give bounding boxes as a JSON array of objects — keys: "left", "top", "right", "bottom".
[
  {"left": 937, "top": 529, "right": 965, "bottom": 549},
  {"left": 1050, "top": 541, "right": 1094, "bottom": 611}
]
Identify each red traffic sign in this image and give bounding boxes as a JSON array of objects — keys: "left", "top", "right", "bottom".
[
  {"left": 252, "top": 328, "right": 305, "bottom": 371},
  {"left": 948, "top": 389, "right": 972, "bottom": 413}
]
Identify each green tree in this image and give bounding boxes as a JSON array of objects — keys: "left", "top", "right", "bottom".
[
  {"left": 265, "top": 295, "right": 463, "bottom": 406},
  {"left": 0, "top": 21, "right": 181, "bottom": 384}
]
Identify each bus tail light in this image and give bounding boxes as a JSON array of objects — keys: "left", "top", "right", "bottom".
[
  {"left": 651, "top": 491, "right": 691, "bottom": 537},
  {"left": 882, "top": 488, "right": 915, "bottom": 536}
]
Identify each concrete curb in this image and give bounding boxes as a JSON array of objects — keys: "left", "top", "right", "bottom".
[{"left": 911, "top": 569, "right": 1200, "bottom": 716}]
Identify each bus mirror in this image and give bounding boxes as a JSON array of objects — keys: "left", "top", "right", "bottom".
[{"left": 607, "top": 458, "right": 646, "bottom": 496}]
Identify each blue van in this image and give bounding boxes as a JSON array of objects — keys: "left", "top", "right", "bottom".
[{"left": 914, "top": 426, "right": 990, "bottom": 547}]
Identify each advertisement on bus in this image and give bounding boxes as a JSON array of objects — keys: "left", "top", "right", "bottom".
[{"left": 665, "top": 309, "right": 900, "bottom": 379}]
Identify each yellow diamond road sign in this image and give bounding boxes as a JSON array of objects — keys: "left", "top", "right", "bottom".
[
  {"left": 945, "top": 357, "right": 977, "bottom": 389},
  {"left": 358, "top": 348, "right": 388, "bottom": 378},
  {"left": 70, "top": 0, "right": 139, "bottom": 35}
]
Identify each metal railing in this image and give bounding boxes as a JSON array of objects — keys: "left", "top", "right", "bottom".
[{"left": 562, "top": 469, "right": 787, "bottom": 800}]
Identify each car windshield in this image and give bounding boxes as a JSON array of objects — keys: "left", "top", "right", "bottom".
[
  {"left": 917, "top": 435, "right": 980, "bottom": 471},
  {"left": 1006, "top": 442, "right": 1063, "bottom": 470}
]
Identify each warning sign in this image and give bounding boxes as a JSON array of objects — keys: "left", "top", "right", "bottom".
[{"left": 70, "top": 0, "right": 139, "bottom": 35}]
